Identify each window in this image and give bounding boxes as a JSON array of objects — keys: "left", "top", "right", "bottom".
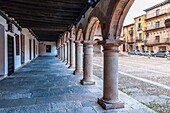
[
  {"left": 138, "top": 23, "right": 141, "bottom": 29},
  {"left": 156, "top": 9, "right": 160, "bottom": 16},
  {"left": 155, "top": 21, "right": 160, "bottom": 28},
  {"left": 155, "top": 36, "right": 160, "bottom": 43},
  {"left": 139, "top": 33, "right": 142, "bottom": 39},
  {"left": 46, "top": 45, "right": 51, "bottom": 53},
  {"left": 15, "top": 35, "right": 20, "bottom": 55},
  {"left": 138, "top": 18, "right": 141, "bottom": 21}
]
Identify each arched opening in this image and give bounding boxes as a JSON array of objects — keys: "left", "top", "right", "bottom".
[
  {"left": 110, "top": 0, "right": 170, "bottom": 112},
  {"left": 90, "top": 0, "right": 169, "bottom": 111},
  {"left": 93, "top": 24, "right": 103, "bottom": 54},
  {"left": 85, "top": 17, "right": 103, "bottom": 57}
]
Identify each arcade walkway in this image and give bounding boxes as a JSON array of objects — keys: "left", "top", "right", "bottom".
[{"left": 0, "top": 57, "right": 155, "bottom": 113}]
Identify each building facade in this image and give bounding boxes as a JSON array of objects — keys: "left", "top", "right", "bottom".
[
  {"left": 123, "top": 15, "right": 146, "bottom": 52},
  {"left": 134, "top": 15, "right": 146, "bottom": 52},
  {"left": 123, "top": 0, "right": 170, "bottom": 53},
  {"left": 123, "top": 23, "right": 135, "bottom": 51},
  {"left": 144, "top": 0, "right": 170, "bottom": 52}
]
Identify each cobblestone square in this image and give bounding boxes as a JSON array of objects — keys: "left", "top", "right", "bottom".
[{"left": 93, "top": 55, "right": 170, "bottom": 113}]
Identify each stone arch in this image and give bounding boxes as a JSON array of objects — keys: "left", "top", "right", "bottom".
[
  {"left": 59, "top": 38, "right": 62, "bottom": 46},
  {"left": 93, "top": 38, "right": 103, "bottom": 53},
  {"left": 67, "top": 32, "right": 71, "bottom": 40},
  {"left": 76, "top": 23, "right": 84, "bottom": 41},
  {"left": 84, "top": 7, "right": 104, "bottom": 41},
  {"left": 106, "top": 0, "right": 135, "bottom": 39},
  {"left": 76, "top": 29, "right": 83, "bottom": 41},
  {"left": 63, "top": 32, "right": 68, "bottom": 43},
  {"left": 70, "top": 25, "right": 76, "bottom": 40},
  {"left": 61, "top": 36, "right": 65, "bottom": 45}
]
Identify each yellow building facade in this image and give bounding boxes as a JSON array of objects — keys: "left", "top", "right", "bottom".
[
  {"left": 123, "top": 23, "right": 135, "bottom": 51},
  {"left": 123, "top": 15, "right": 146, "bottom": 52},
  {"left": 134, "top": 15, "right": 146, "bottom": 51}
]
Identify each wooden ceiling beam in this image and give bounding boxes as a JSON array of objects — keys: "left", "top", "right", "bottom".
[
  {"left": 21, "top": 24, "right": 68, "bottom": 30},
  {"left": 1, "top": 6, "right": 81, "bottom": 14},
  {"left": 12, "top": 16, "right": 74, "bottom": 24},
  {"left": 10, "top": 0, "right": 86, "bottom": 7},
  {"left": 4, "top": 10, "right": 79, "bottom": 18},
  {"left": 31, "top": 28, "right": 65, "bottom": 32},
  {"left": 16, "top": 19, "right": 73, "bottom": 25},
  {"left": 11, "top": 0, "right": 86, "bottom": 5},
  {"left": 0, "top": 2, "right": 84, "bottom": 9}
]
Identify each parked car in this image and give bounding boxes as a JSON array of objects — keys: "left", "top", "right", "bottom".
[
  {"left": 150, "top": 51, "right": 155, "bottom": 56},
  {"left": 142, "top": 50, "right": 150, "bottom": 56},
  {"left": 142, "top": 50, "right": 155, "bottom": 56},
  {"left": 128, "top": 50, "right": 136, "bottom": 55},
  {"left": 135, "top": 50, "right": 141, "bottom": 55},
  {"left": 128, "top": 50, "right": 141, "bottom": 55},
  {"left": 154, "top": 50, "right": 170, "bottom": 58},
  {"left": 167, "top": 52, "right": 170, "bottom": 60}
]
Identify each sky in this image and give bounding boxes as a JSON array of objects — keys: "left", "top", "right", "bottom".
[{"left": 123, "top": 0, "right": 165, "bottom": 26}]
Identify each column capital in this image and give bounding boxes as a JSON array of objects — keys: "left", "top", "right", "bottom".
[
  {"left": 74, "top": 40, "right": 83, "bottom": 45},
  {"left": 69, "top": 38, "right": 75, "bottom": 41},
  {"left": 98, "top": 39, "right": 124, "bottom": 47},
  {"left": 66, "top": 40, "right": 70, "bottom": 43},
  {"left": 58, "top": 45, "right": 61, "bottom": 48},
  {"left": 82, "top": 40, "right": 97, "bottom": 45}
]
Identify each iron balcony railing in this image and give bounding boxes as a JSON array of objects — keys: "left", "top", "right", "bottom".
[
  {"left": 145, "top": 24, "right": 165, "bottom": 31},
  {"left": 129, "top": 30, "right": 134, "bottom": 35},
  {"left": 146, "top": 9, "right": 170, "bottom": 19},
  {"left": 146, "top": 38, "right": 170, "bottom": 45},
  {"left": 136, "top": 38, "right": 143, "bottom": 41},
  {"left": 127, "top": 38, "right": 135, "bottom": 43}
]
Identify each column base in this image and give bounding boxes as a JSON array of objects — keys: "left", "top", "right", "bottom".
[
  {"left": 63, "top": 60, "right": 67, "bottom": 63},
  {"left": 65, "top": 62, "right": 68, "bottom": 65},
  {"left": 98, "top": 98, "right": 124, "bottom": 110},
  {"left": 73, "top": 70, "right": 82, "bottom": 75},
  {"left": 80, "top": 79, "right": 95, "bottom": 85},
  {"left": 68, "top": 66, "right": 75, "bottom": 69}
]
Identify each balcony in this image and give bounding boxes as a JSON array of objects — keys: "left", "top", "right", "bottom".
[
  {"left": 165, "top": 19, "right": 170, "bottom": 28},
  {"left": 127, "top": 38, "right": 135, "bottom": 43},
  {"left": 145, "top": 24, "right": 165, "bottom": 31},
  {"left": 129, "top": 30, "right": 134, "bottom": 35},
  {"left": 136, "top": 38, "right": 143, "bottom": 41},
  {"left": 146, "top": 9, "right": 170, "bottom": 19},
  {"left": 137, "top": 27, "right": 142, "bottom": 31},
  {"left": 146, "top": 38, "right": 170, "bottom": 45}
]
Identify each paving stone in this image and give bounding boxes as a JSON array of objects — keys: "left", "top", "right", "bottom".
[{"left": 0, "top": 56, "right": 155, "bottom": 112}]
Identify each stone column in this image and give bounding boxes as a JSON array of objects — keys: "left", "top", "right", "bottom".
[
  {"left": 98, "top": 40, "right": 124, "bottom": 110},
  {"left": 73, "top": 41, "right": 83, "bottom": 75},
  {"left": 60, "top": 46, "right": 62, "bottom": 61},
  {"left": 63, "top": 43, "right": 67, "bottom": 62},
  {"left": 62, "top": 45, "right": 65, "bottom": 62},
  {"left": 61, "top": 45, "right": 64, "bottom": 61},
  {"left": 64, "top": 43, "right": 67, "bottom": 63},
  {"left": 80, "top": 41, "right": 95, "bottom": 85},
  {"left": 66, "top": 41, "right": 70, "bottom": 65},
  {"left": 58, "top": 47, "right": 60, "bottom": 59},
  {"left": 68, "top": 39, "right": 75, "bottom": 69}
]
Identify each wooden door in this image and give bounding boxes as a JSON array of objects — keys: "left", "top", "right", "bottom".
[
  {"left": 21, "top": 34, "right": 25, "bottom": 64},
  {"left": 8, "top": 35, "right": 14, "bottom": 75}
]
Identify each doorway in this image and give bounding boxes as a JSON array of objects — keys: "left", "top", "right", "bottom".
[
  {"left": 33, "top": 39, "right": 35, "bottom": 58},
  {"left": 29, "top": 39, "right": 32, "bottom": 60},
  {"left": 8, "top": 35, "right": 14, "bottom": 75},
  {"left": 21, "top": 34, "right": 25, "bottom": 64}
]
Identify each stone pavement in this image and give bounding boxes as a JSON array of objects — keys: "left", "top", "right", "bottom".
[{"left": 0, "top": 57, "right": 155, "bottom": 113}]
